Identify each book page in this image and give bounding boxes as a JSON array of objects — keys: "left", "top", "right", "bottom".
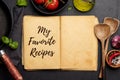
[
  {"left": 23, "top": 16, "right": 60, "bottom": 70},
  {"left": 60, "top": 16, "right": 98, "bottom": 71}
]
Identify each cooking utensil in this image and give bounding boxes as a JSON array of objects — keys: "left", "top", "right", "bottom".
[
  {"left": 0, "top": 1, "right": 12, "bottom": 42},
  {"left": 0, "top": 50, "right": 23, "bottom": 80},
  {"left": 99, "top": 17, "right": 120, "bottom": 78},
  {"left": 0, "top": 0, "right": 23, "bottom": 80},
  {"left": 104, "top": 17, "right": 120, "bottom": 53},
  {"left": 99, "top": 17, "right": 119, "bottom": 78},
  {"left": 30, "top": 0, "right": 68, "bottom": 15},
  {"left": 94, "top": 24, "right": 110, "bottom": 79}
]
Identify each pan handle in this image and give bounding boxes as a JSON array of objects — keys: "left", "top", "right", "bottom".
[{"left": 0, "top": 50, "right": 23, "bottom": 80}]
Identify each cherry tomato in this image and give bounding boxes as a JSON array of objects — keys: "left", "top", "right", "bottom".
[
  {"left": 34, "top": 0, "right": 44, "bottom": 4},
  {"left": 44, "top": 0, "right": 59, "bottom": 11}
]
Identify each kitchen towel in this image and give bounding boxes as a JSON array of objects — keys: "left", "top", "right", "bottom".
[{"left": 3, "top": 6, "right": 24, "bottom": 65}]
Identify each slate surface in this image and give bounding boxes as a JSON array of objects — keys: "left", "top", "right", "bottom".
[{"left": 0, "top": 0, "right": 120, "bottom": 80}]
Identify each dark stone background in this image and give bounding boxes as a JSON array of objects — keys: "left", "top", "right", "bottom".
[{"left": 0, "top": 0, "right": 120, "bottom": 80}]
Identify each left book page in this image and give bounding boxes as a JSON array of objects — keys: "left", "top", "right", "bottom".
[{"left": 22, "top": 16, "right": 60, "bottom": 70}]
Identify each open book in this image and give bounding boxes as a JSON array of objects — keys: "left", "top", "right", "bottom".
[{"left": 22, "top": 15, "right": 99, "bottom": 71}]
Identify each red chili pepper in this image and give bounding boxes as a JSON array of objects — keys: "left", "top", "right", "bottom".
[{"left": 109, "top": 52, "right": 120, "bottom": 65}]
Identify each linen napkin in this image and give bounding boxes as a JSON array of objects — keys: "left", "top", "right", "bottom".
[{"left": 3, "top": 6, "right": 24, "bottom": 65}]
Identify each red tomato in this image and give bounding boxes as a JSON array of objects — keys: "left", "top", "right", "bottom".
[
  {"left": 34, "top": 0, "right": 44, "bottom": 4},
  {"left": 44, "top": 0, "right": 59, "bottom": 11}
]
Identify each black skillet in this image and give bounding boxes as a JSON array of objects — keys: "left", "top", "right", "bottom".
[
  {"left": 0, "top": 0, "right": 12, "bottom": 41},
  {"left": 31, "top": 0, "right": 68, "bottom": 15},
  {"left": 0, "top": 0, "right": 23, "bottom": 80}
]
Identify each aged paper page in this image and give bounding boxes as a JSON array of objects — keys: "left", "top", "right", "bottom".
[
  {"left": 60, "top": 16, "right": 98, "bottom": 70},
  {"left": 23, "top": 16, "right": 60, "bottom": 70}
]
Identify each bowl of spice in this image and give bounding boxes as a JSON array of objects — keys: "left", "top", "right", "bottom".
[{"left": 106, "top": 50, "right": 120, "bottom": 68}]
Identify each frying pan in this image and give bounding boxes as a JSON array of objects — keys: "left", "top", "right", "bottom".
[
  {"left": 0, "top": 0, "right": 23, "bottom": 80},
  {"left": 0, "top": 0, "right": 12, "bottom": 41}
]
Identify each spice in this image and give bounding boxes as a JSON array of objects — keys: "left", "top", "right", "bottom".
[
  {"left": 109, "top": 52, "right": 120, "bottom": 65},
  {"left": 111, "top": 56, "right": 120, "bottom": 65}
]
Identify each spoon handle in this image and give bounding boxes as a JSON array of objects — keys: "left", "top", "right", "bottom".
[
  {"left": 99, "top": 37, "right": 110, "bottom": 78},
  {"left": 99, "top": 66, "right": 102, "bottom": 78},
  {"left": 101, "top": 37, "right": 109, "bottom": 79},
  {"left": 99, "top": 40, "right": 106, "bottom": 78},
  {"left": 102, "top": 40, "right": 105, "bottom": 71},
  {"left": 105, "top": 37, "right": 110, "bottom": 54},
  {"left": 99, "top": 64, "right": 106, "bottom": 79}
]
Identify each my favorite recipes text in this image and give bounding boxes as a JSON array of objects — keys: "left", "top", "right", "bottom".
[{"left": 28, "top": 26, "right": 56, "bottom": 59}]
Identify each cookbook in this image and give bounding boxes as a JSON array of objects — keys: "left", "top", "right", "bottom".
[{"left": 22, "top": 15, "right": 98, "bottom": 71}]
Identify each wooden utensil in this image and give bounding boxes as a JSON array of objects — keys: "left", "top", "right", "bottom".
[
  {"left": 0, "top": 50, "right": 23, "bottom": 80},
  {"left": 104, "top": 17, "right": 120, "bottom": 53},
  {"left": 94, "top": 24, "right": 110, "bottom": 79},
  {"left": 99, "top": 17, "right": 120, "bottom": 78}
]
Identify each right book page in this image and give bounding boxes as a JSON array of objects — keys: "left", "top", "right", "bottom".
[{"left": 60, "top": 16, "right": 99, "bottom": 71}]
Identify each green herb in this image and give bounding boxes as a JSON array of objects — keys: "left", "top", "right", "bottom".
[
  {"left": 9, "top": 41, "right": 19, "bottom": 49},
  {"left": 16, "top": 0, "right": 28, "bottom": 6},
  {"left": 9, "top": 38, "right": 12, "bottom": 43},
  {"left": 1, "top": 36, "right": 9, "bottom": 45},
  {"left": 1, "top": 36, "right": 19, "bottom": 49},
  {"left": 68, "top": 6, "right": 72, "bottom": 11}
]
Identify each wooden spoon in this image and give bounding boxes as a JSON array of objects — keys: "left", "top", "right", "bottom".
[
  {"left": 99, "top": 18, "right": 120, "bottom": 78},
  {"left": 104, "top": 17, "right": 120, "bottom": 53},
  {"left": 94, "top": 24, "right": 110, "bottom": 79}
]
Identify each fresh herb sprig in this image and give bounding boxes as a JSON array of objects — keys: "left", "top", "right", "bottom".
[
  {"left": 1, "top": 36, "right": 18, "bottom": 49},
  {"left": 16, "top": 0, "right": 28, "bottom": 6}
]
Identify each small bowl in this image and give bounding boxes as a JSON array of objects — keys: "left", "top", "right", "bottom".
[
  {"left": 106, "top": 50, "right": 120, "bottom": 68},
  {"left": 31, "top": 0, "right": 68, "bottom": 15}
]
